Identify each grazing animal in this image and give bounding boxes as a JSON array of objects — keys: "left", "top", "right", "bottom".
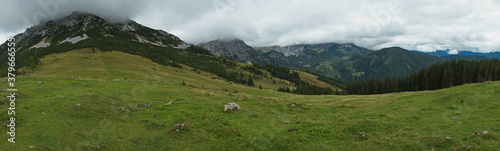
[{"left": 224, "top": 103, "right": 240, "bottom": 111}]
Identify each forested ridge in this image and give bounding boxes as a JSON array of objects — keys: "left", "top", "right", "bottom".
[{"left": 346, "top": 59, "right": 500, "bottom": 95}]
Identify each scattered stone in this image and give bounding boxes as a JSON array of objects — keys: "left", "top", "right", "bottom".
[
  {"left": 445, "top": 137, "right": 451, "bottom": 140},
  {"left": 75, "top": 104, "right": 81, "bottom": 107},
  {"left": 145, "top": 103, "right": 152, "bottom": 107},
  {"left": 473, "top": 132, "right": 482, "bottom": 136},
  {"left": 120, "top": 107, "right": 125, "bottom": 111},
  {"left": 89, "top": 145, "right": 101, "bottom": 149},
  {"left": 483, "top": 131, "right": 489, "bottom": 135},
  {"left": 154, "top": 115, "right": 159, "bottom": 118},
  {"left": 29, "top": 146, "right": 34, "bottom": 149},
  {"left": 452, "top": 117, "right": 458, "bottom": 120},
  {"left": 291, "top": 104, "right": 296, "bottom": 107},
  {"left": 172, "top": 124, "right": 185, "bottom": 132},
  {"left": 173, "top": 124, "right": 185, "bottom": 127},
  {"left": 42, "top": 112, "right": 47, "bottom": 115},
  {"left": 165, "top": 101, "right": 173, "bottom": 105},
  {"left": 359, "top": 132, "right": 366, "bottom": 138},
  {"left": 467, "top": 145, "right": 473, "bottom": 149},
  {"left": 38, "top": 81, "right": 43, "bottom": 84}
]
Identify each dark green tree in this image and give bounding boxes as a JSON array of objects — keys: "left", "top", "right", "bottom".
[{"left": 247, "top": 77, "right": 255, "bottom": 87}]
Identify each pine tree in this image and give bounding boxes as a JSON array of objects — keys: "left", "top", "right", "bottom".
[
  {"left": 247, "top": 77, "right": 254, "bottom": 86},
  {"left": 441, "top": 66, "right": 453, "bottom": 88}
]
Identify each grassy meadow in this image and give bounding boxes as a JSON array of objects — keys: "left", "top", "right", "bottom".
[{"left": 0, "top": 49, "right": 498, "bottom": 150}]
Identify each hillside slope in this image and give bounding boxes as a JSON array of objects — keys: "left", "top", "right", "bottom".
[
  {"left": 1, "top": 71, "right": 498, "bottom": 150},
  {"left": 353, "top": 47, "right": 446, "bottom": 79}
]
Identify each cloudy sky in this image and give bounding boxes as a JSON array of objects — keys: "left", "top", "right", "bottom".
[{"left": 1, "top": 0, "right": 499, "bottom": 52}]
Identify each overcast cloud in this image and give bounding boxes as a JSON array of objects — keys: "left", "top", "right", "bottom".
[{"left": 1, "top": 0, "right": 499, "bottom": 52}]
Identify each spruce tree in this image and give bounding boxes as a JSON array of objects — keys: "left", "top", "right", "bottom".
[{"left": 247, "top": 77, "right": 254, "bottom": 86}]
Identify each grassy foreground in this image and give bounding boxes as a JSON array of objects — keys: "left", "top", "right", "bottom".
[
  {"left": 0, "top": 49, "right": 499, "bottom": 150},
  {"left": 0, "top": 77, "right": 499, "bottom": 150}
]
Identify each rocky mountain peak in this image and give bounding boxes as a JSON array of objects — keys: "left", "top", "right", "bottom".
[{"left": 1, "top": 11, "right": 184, "bottom": 52}]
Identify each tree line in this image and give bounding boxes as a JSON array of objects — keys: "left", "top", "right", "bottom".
[{"left": 346, "top": 59, "right": 500, "bottom": 95}]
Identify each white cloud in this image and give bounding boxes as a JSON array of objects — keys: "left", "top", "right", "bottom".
[
  {"left": 448, "top": 49, "right": 459, "bottom": 54},
  {"left": 416, "top": 44, "right": 444, "bottom": 52},
  {"left": 0, "top": 0, "right": 499, "bottom": 52}
]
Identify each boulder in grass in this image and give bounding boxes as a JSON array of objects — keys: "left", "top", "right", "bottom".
[
  {"left": 483, "top": 131, "right": 489, "bottom": 135},
  {"left": 359, "top": 132, "right": 366, "bottom": 138},
  {"left": 224, "top": 103, "right": 240, "bottom": 111}
]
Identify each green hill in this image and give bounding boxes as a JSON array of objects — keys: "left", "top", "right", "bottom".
[
  {"left": 353, "top": 47, "right": 447, "bottom": 79},
  {"left": 1, "top": 68, "right": 498, "bottom": 150}
]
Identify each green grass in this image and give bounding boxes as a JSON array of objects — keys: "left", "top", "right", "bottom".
[{"left": 0, "top": 49, "right": 499, "bottom": 150}]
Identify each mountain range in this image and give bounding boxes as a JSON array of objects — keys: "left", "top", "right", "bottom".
[
  {"left": 417, "top": 49, "right": 500, "bottom": 59},
  {"left": 199, "top": 39, "right": 453, "bottom": 81},
  {"left": 1, "top": 11, "right": 497, "bottom": 83}
]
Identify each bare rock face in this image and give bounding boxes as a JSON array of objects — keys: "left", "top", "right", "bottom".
[
  {"left": 255, "top": 43, "right": 369, "bottom": 57},
  {"left": 198, "top": 39, "right": 270, "bottom": 64}
]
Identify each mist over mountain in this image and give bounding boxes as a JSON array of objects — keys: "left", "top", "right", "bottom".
[{"left": 0, "top": 11, "right": 184, "bottom": 53}]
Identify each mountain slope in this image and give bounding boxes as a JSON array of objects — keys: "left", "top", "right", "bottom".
[
  {"left": 198, "top": 39, "right": 270, "bottom": 64},
  {"left": 353, "top": 47, "right": 446, "bottom": 79},
  {"left": 441, "top": 55, "right": 490, "bottom": 61},
  {"left": 0, "top": 11, "right": 343, "bottom": 92},
  {"left": 0, "top": 11, "right": 187, "bottom": 76},
  {"left": 256, "top": 43, "right": 372, "bottom": 81}
]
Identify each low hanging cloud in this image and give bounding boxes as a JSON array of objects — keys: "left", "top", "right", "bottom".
[{"left": 0, "top": 0, "right": 499, "bottom": 52}]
